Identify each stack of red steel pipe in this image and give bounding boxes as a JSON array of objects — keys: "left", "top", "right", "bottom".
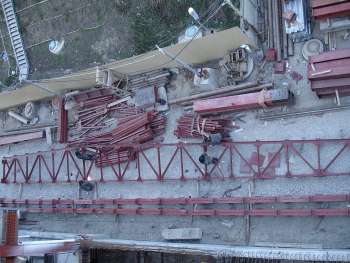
[
  {"left": 58, "top": 98, "right": 68, "bottom": 143},
  {"left": 174, "top": 114, "right": 233, "bottom": 139},
  {"left": 73, "top": 88, "right": 116, "bottom": 108},
  {"left": 71, "top": 88, "right": 145, "bottom": 140},
  {"left": 70, "top": 111, "right": 166, "bottom": 167},
  {"left": 95, "top": 147, "right": 136, "bottom": 168},
  {"left": 72, "top": 88, "right": 118, "bottom": 135},
  {"left": 95, "top": 112, "right": 166, "bottom": 167},
  {"left": 312, "top": 0, "right": 350, "bottom": 20},
  {"left": 71, "top": 112, "right": 164, "bottom": 147},
  {"left": 308, "top": 49, "right": 350, "bottom": 98},
  {"left": 113, "top": 103, "right": 143, "bottom": 119}
]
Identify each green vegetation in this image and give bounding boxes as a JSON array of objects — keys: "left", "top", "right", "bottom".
[
  {"left": 4, "top": 74, "right": 17, "bottom": 87},
  {"left": 130, "top": 0, "right": 240, "bottom": 54}
]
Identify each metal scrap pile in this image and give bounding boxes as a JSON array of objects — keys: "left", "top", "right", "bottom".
[
  {"left": 69, "top": 88, "right": 120, "bottom": 139},
  {"left": 83, "top": 111, "right": 166, "bottom": 168},
  {"left": 220, "top": 47, "right": 252, "bottom": 83},
  {"left": 68, "top": 88, "right": 146, "bottom": 138},
  {"left": 72, "top": 111, "right": 165, "bottom": 147},
  {"left": 64, "top": 87, "right": 166, "bottom": 166},
  {"left": 174, "top": 114, "right": 233, "bottom": 139}
]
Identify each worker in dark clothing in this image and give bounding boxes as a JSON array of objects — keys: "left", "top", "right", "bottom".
[
  {"left": 75, "top": 148, "right": 97, "bottom": 161},
  {"left": 79, "top": 180, "right": 94, "bottom": 192},
  {"left": 199, "top": 153, "right": 219, "bottom": 165}
]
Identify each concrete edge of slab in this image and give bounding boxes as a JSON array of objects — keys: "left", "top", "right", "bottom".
[{"left": 85, "top": 239, "right": 350, "bottom": 262}]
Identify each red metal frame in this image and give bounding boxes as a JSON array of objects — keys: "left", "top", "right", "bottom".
[
  {"left": 2, "top": 210, "right": 18, "bottom": 263},
  {"left": 0, "top": 242, "right": 80, "bottom": 257},
  {"left": 2, "top": 139, "right": 350, "bottom": 184},
  {"left": 0, "top": 195, "right": 349, "bottom": 217}
]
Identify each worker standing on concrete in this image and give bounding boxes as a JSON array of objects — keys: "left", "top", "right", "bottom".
[
  {"left": 199, "top": 153, "right": 219, "bottom": 165},
  {"left": 75, "top": 148, "right": 97, "bottom": 161}
]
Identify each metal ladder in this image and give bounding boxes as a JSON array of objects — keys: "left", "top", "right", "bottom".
[{"left": 1, "top": 0, "right": 29, "bottom": 81}]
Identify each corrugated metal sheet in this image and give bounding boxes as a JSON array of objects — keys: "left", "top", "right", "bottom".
[{"left": 283, "top": 0, "right": 306, "bottom": 34}]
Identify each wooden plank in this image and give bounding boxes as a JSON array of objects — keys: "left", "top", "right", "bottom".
[
  {"left": 0, "top": 131, "right": 44, "bottom": 146},
  {"left": 309, "top": 49, "right": 350, "bottom": 64},
  {"left": 311, "top": 0, "right": 349, "bottom": 8}
]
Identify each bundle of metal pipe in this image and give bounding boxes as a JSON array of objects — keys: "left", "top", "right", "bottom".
[
  {"left": 95, "top": 147, "right": 136, "bottom": 168},
  {"left": 93, "top": 112, "right": 166, "bottom": 167},
  {"left": 70, "top": 88, "right": 121, "bottom": 138},
  {"left": 266, "top": 0, "right": 294, "bottom": 61},
  {"left": 169, "top": 81, "right": 260, "bottom": 105},
  {"left": 70, "top": 89, "right": 144, "bottom": 140},
  {"left": 174, "top": 114, "right": 233, "bottom": 139},
  {"left": 127, "top": 69, "right": 171, "bottom": 91},
  {"left": 72, "top": 88, "right": 116, "bottom": 107},
  {"left": 70, "top": 111, "right": 166, "bottom": 151}
]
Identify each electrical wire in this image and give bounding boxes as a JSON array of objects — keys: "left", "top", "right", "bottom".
[
  {"left": 15, "top": 0, "right": 51, "bottom": 14},
  {"left": 27, "top": 0, "right": 231, "bottom": 83}
]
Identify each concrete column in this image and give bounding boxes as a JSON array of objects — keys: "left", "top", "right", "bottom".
[
  {"left": 0, "top": 211, "right": 3, "bottom": 263},
  {"left": 56, "top": 253, "right": 79, "bottom": 263},
  {"left": 0, "top": 210, "right": 3, "bottom": 244}
]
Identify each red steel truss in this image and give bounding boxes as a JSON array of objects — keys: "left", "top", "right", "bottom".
[
  {"left": 2, "top": 139, "right": 350, "bottom": 184},
  {"left": 0, "top": 194, "right": 349, "bottom": 217}
]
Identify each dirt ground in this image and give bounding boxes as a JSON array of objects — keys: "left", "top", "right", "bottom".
[{"left": 0, "top": 0, "right": 239, "bottom": 85}]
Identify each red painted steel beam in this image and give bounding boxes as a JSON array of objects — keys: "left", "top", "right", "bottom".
[
  {"left": 0, "top": 195, "right": 349, "bottom": 218},
  {"left": 311, "top": 77, "right": 350, "bottom": 90},
  {"left": 0, "top": 131, "right": 44, "bottom": 146},
  {"left": 2, "top": 210, "right": 18, "bottom": 263},
  {"left": 0, "top": 194, "right": 347, "bottom": 206},
  {"left": 0, "top": 242, "right": 80, "bottom": 257},
  {"left": 193, "top": 90, "right": 271, "bottom": 114},
  {"left": 309, "top": 58, "right": 350, "bottom": 72},
  {"left": 309, "top": 49, "right": 350, "bottom": 64},
  {"left": 308, "top": 66, "right": 350, "bottom": 80},
  {"left": 312, "top": 0, "right": 349, "bottom": 8},
  {"left": 58, "top": 98, "right": 68, "bottom": 144},
  {"left": 193, "top": 89, "right": 290, "bottom": 114},
  {"left": 313, "top": 1, "right": 350, "bottom": 19}
]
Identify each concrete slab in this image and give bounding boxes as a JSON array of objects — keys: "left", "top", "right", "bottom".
[{"left": 161, "top": 228, "right": 202, "bottom": 241}]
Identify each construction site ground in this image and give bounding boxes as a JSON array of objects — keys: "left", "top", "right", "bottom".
[
  {"left": 0, "top": 0, "right": 350, "bottom": 255},
  {"left": 1, "top": 39, "right": 350, "bottom": 250}
]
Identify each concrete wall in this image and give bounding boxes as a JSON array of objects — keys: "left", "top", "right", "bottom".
[{"left": 56, "top": 253, "right": 79, "bottom": 263}]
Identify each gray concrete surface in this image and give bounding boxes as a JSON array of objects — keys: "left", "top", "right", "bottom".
[{"left": 0, "top": 0, "right": 350, "bottom": 258}]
